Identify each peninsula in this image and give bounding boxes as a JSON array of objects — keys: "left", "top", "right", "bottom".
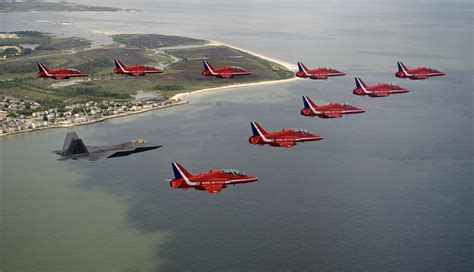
[{"left": 0, "top": 32, "right": 295, "bottom": 136}]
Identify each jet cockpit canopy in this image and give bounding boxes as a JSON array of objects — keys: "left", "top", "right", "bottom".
[{"left": 222, "top": 169, "right": 245, "bottom": 176}]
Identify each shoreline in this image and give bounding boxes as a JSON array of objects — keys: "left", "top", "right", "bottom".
[
  {"left": 208, "top": 40, "right": 297, "bottom": 71},
  {"left": 0, "top": 100, "right": 188, "bottom": 137},
  {"left": 1, "top": 40, "right": 298, "bottom": 138},
  {"left": 170, "top": 77, "right": 298, "bottom": 101}
]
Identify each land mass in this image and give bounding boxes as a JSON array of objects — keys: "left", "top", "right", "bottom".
[
  {"left": 0, "top": 31, "right": 295, "bottom": 136},
  {"left": 0, "top": 1, "right": 121, "bottom": 13}
]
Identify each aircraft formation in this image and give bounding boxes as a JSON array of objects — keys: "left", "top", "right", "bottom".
[{"left": 46, "top": 58, "right": 445, "bottom": 194}]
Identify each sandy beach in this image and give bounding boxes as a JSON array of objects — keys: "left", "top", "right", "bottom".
[
  {"left": 209, "top": 40, "right": 297, "bottom": 71},
  {"left": 171, "top": 77, "right": 298, "bottom": 101}
]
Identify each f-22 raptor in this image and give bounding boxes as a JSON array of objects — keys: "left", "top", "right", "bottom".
[{"left": 53, "top": 132, "right": 162, "bottom": 161}]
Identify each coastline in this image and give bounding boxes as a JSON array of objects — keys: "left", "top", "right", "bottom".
[
  {"left": 170, "top": 77, "right": 298, "bottom": 101},
  {"left": 0, "top": 100, "right": 188, "bottom": 137},
  {"left": 208, "top": 40, "right": 297, "bottom": 71},
  {"left": 1, "top": 41, "right": 297, "bottom": 137}
]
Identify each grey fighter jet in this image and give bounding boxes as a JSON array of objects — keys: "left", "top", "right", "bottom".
[{"left": 53, "top": 132, "right": 162, "bottom": 161}]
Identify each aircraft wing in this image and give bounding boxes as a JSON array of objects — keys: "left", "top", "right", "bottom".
[
  {"left": 372, "top": 92, "right": 390, "bottom": 97},
  {"left": 279, "top": 141, "right": 296, "bottom": 148},
  {"left": 411, "top": 74, "right": 428, "bottom": 79},
  {"left": 311, "top": 75, "right": 328, "bottom": 80},
  {"left": 322, "top": 113, "right": 342, "bottom": 118},
  {"left": 204, "top": 184, "right": 224, "bottom": 195},
  {"left": 131, "top": 71, "right": 145, "bottom": 76},
  {"left": 54, "top": 75, "right": 69, "bottom": 79}
]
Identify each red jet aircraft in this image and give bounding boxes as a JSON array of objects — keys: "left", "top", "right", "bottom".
[
  {"left": 395, "top": 61, "right": 445, "bottom": 80},
  {"left": 296, "top": 62, "right": 346, "bottom": 79},
  {"left": 37, "top": 63, "right": 88, "bottom": 80},
  {"left": 202, "top": 60, "right": 251, "bottom": 78},
  {"left": 353, "top": 77, "right": 409, "bottom": 97},
  {"left": 113, "top": 59, "right": 163, "bottom": 76},
  {"left": 249, "top": 122, "right": 323, "bottom": 148},
  {"left": 301, "top": 96, "right": 365, "bottom": 119},
  {"left": 169, "top": 163, "right": 258, "bottom": 195}
]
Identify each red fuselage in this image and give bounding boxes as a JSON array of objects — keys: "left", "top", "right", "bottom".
[
  {"left": 202, "top": 68, "right": 252, "bottom": 78},
  {"left": 170, "top": 166, "right": 257, "bottom": 195},
  {"left": 38, "top": 68, "right": 88, "bottom": 80},
  {"left": 353, "top": 77, "right": 408, "bottom": 97},
  {"left": 301, "top": 96, "right": 365, "bottom": 119},
  {"left": 296, "top": 62, "right": 345, "bottom": 80},
  {"left": 114, "top": 65, "right": 163, "bottom": 76},
  {"left": 113, "top": 59, "right": 162, "bottom": 76},
  {"left": 249, "top": 122, "right": 323, "bottom": 148},
  {"left": 395, "top": 67, "right": 445, "bottom": 80},
  {"left": 202, "top": 60, "right": 251, "bottom": 78},
  {"left": 296, "top": 68, "right": 346, "bottom": 80},
  {"left": 395, "top": 61, "right": 445, "bottom": 80}
]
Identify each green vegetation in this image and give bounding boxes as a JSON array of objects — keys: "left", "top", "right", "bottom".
[
  {"left": 112, "top": 34, "right": 207, "bottom": 48},
  {"left": 0, "top": 47, "right": 20, "bottom": 58},
  {"left": 0, "top": 33, "right": 294, "bottom": 104},
  {"left": 155, "top": 84, "right": 185, "bottom": 92},
  {"left": 36, "top": 37, "right": 91, "bottom": 51},
  {"left": 74, "top": 57, "right": 112, "bottom": 74},
  {"left": 0, "top": 31, "right": 49, "bottom": 46},
  {"left": 0, "top": 31, "right": 90, "bottom": 63},
  {"left": 64, "top": 86, "right": 130, "bottom": 100}
]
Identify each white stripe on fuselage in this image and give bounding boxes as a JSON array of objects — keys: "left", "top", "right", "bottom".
[
  {"left": 204, "top": 61, "right": 218, "bottom": 75},
  {"left": 356, "top": 78, "right": 371, "bottom": 94},
  {"left": 39, "top": 64, "right": 53, "bottom": 77},
  {"left": 252, "top": 122, "right": 271, "bottom": 142},
  {"left": 295, "top": 137, "right": 320, "bottom": 141},
  {"left": 174, "top": 163, "right": 198, "bottom": 186},
  {"left": 398, "top": 62, "right": 409, "bottom": 76},
  {"left": 224, "top": 178, "right": 256, "bottom": 184},
  {"left": 115, "top": 60, "right": 130, "bottom": 73},
  {"left": 299, "top": 63, "right": 311, "bottom": 76},
  {"left": 303, "top": 96, "right": 320, "bottom": 114}
]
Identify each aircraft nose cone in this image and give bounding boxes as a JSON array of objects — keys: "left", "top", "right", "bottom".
[
  {"left": 248, "top": 176, "right": 258, "bottom": 182},
  {"left": 312, "top": 134, "right": 323, "bottom": 141}
]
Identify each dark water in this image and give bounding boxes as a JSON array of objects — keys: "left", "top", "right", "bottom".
[
  {"left": 1, "top": 0, "right": 473, "bottom": 271},
  {"left": 74, "top": 69, "right": 473, "bottom": 271}
]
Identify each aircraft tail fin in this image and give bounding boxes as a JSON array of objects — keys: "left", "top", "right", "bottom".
[
  {"left": 397, "top": 61, "right": 409, "bottom": 74},
  {"left": 172, "top": 163, "right": 193, "bottom": 180},
  {"left": 37, "top": 63, "right": 51, "bottom": 75},
  {"left": 250, "top": 122, "right": 268, "bottom": 137},
  {"left": 202, "top": 60, "right": 216, "bottom": 74},
  {"left": 62, "top": 132, "right": 89, "bottom": 155},
  {"left": 297, "top": 62, "right": 309, "bottom": 73},
  {"left": 302, "top": 96, "right": 317, "bottom": 109},
  {"left": 114, "top": 59, "right": 127, "bottom": 72},
  {"left": 355, "top": 77, "right": 368, "bottom": 89}
]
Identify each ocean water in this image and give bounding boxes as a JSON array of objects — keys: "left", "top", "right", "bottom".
[{"left": 1, "top": 1, "right": 473, "bottom": 271}]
